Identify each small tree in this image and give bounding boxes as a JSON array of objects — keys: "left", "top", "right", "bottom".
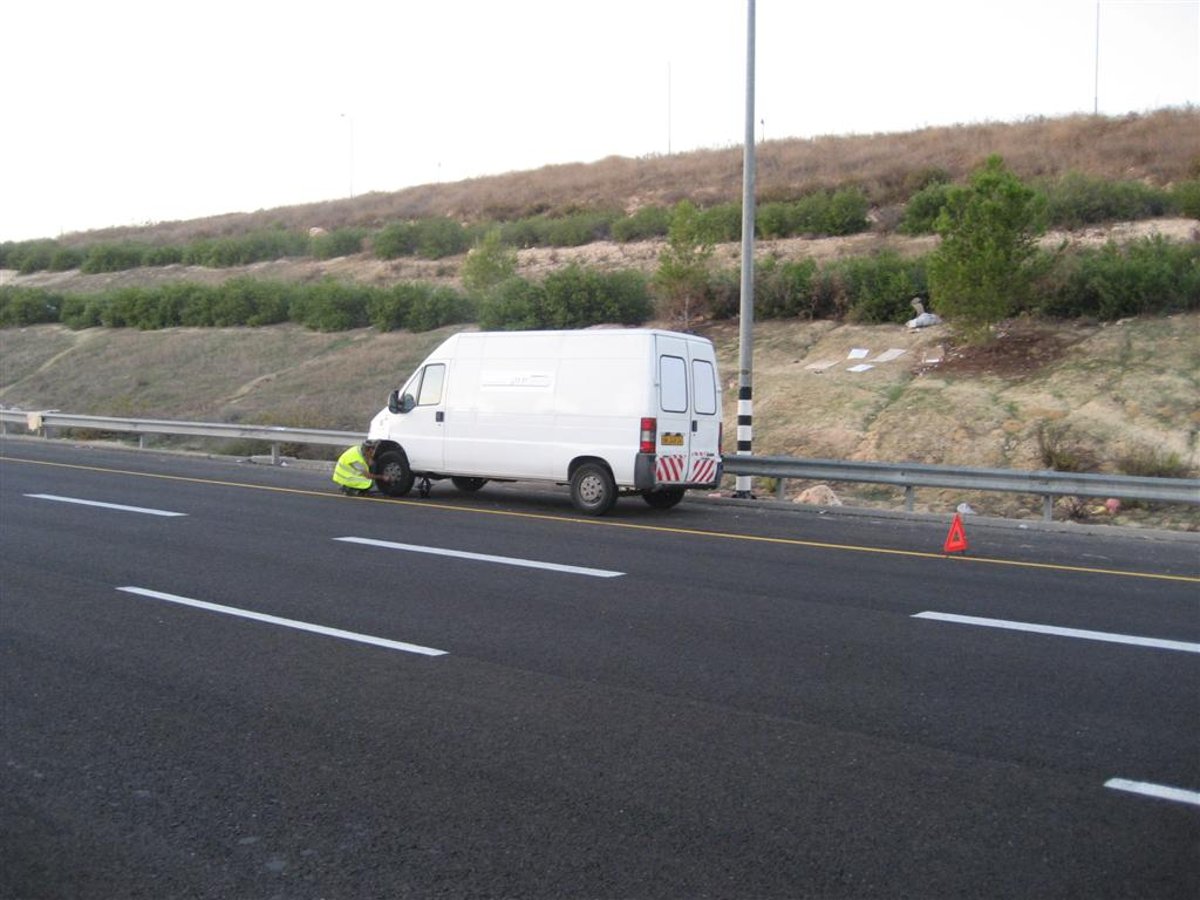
[
  {"left": 654, "top": 200, "right": 715, "bottom": 328},
  {"left": 928, "top": 155, "right": 1045, "bottom": 339},
  {"left": 461, "top": 227, "right": 517, "bottom": 297}
]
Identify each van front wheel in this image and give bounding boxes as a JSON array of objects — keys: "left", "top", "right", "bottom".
[
  {"left": 376, "top": 450, "right": 415, "bottom": 497},
  {"left": 570, "top": 463, "right": 617, "bottom": 516}
]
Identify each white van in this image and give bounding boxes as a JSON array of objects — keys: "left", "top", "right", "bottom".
[{"left": 366, "top": 329, "right": 723, "bottom": 515}]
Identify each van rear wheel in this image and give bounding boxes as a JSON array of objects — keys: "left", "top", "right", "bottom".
[
  {"left": 570, "top": 463, "right": 617, "bottom": 516},
  {"left": 642, "top": 487, "right": 685, "bottom": 509},
  {"left": 375, "top": 450, "right": 415, "bottom": 497}
]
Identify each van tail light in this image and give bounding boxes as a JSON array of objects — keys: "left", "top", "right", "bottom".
[{"left": 640, "top": 417, "right": 657, "bottom": 454}]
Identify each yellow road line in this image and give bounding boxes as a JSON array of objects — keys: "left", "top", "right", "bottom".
[{"left": 5, "top": 454, "right": 1198, "bottom": 585}]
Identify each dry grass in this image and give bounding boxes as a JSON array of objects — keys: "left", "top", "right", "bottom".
[{"left": 70, "top": 109, "right": 1200, "bottom": 244}]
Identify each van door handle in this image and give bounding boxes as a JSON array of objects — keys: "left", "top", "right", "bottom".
[
  {"left": 691, "top": 420, "right": 698, "bottom": 432},
  {"left": 436, "top": 411, "right": 444, "bottom": 423}
]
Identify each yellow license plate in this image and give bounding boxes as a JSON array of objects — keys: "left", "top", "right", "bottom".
[{"left": 661, "top": 433, "right": 684, "bottom": 446}]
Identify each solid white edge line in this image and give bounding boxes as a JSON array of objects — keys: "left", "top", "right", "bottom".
[
  {"left": 335, "top": 536, "right": 624, "bottom": 578},
  {"left": 912, "top": 611, "right": 1200, "bottom": 654},
  {"left": 27, "top": 493, "right": 187, "bottom": 517},
  {"left": 1104, "top": 778, "right": 1200, "bottom": 808},
  {"left": 116, "top": 587, "right": 447, "bottom": 657}
]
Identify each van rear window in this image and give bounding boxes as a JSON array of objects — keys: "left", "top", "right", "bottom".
[
  {"left": 693, "top": 360, "right": 717, "bottom": 415},
  {"left": 659, "top": 355, "right": 688, "bottom": 413}
]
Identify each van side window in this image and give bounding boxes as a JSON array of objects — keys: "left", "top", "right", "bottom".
[
  {"left": 659, "top": 355, "right": 688, "bottom": 413},
  {"left": 417, "top": 364, "right": 446, "bottom": 406},
  {"left": 692, "top": 360, "right": 717, "bottom": 415}
]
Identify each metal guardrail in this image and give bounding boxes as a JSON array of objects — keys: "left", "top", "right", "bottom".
[
  {"left": 721, "top": 454, "right": 1200, "bottom": 519},
  {"left": 0, "top": 409, "right": 361, "bottom": 465},
  {"left": 3, "top": 409, "right": 1198, "bottom": 519}
]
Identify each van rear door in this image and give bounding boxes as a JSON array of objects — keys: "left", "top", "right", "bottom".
[{"left": 653, "top": 334, "right": 719, "bottom": 485}]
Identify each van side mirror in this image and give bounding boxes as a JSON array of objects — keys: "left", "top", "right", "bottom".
[{"left": 387, "top": 390, "right": 416, "bottom": 414}]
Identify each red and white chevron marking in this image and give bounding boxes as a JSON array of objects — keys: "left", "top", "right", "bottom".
[
  {"left": 690, "top": 457, "right": 718, "bottom": 484},
  {"left": 655, "top": 455, "right": 719, "bottom": 485},
  {"left": 656, "top": 454, "right": 686, "bottom": 482}
]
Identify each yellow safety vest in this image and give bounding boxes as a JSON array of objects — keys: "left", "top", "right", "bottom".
[{"left": 333, "top": 445, "right": 372, "bottom": 490}]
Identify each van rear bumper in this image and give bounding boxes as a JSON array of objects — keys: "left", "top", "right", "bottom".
[{"left": 634, "top": 454, "right": 723, "bottom": 491}]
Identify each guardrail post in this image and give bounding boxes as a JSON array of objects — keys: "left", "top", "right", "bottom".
[
  {"left": 904, "top": 486, "right": 914, "bottom": 512},
  {"left": 271, "top": 443, "right": 281, "bottom": 466},
  {"left": 1043, "top": 494, "right": 1054, "bottom": 522},
  {"left": 775, "top": 478, "right": 786, "bottom": 501}
]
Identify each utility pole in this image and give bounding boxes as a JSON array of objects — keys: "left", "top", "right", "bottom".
[{"left": 734, "top": 0, "right": 757, "bottom": 497}]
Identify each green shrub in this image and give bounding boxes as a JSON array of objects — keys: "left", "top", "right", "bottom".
[
  {"left": 612, "top": 206, "right": 671, "bottom": 242},
  {"left": 373, "top": 222, "right": 418, "bottom": 259},
  {"left": 181, "top": 229, "right": 307, "bottom": 267},
  {"left": 368, "top": 283, "right": 416, "bottom": 332},
  {"left": 756, "top": 202, "right": 796, "bottom": 240},
  {"left": 406, "top": 285, "right": 474, "bottom": 332},
  {"left": 60, "top": 294, "right": 107, "bottom": 329},
  {"left": 697, "top": 203, "right": 741, "bottom": 242},
  {"left": 1036, "top": 236, "right": 1200, "bottom": 320},
  {"left": 412, "top": 217, "right": 468, "bottom": 259},
  {"left": 1171, "top": 179, "right": 1200, "bottom": 218},
  {"left": 289, "top": 280, "right": 371, "bottom": 331},
  {"left": 703, "top": 268, "right": 741, "bottom": 320},
  {"left": 311, "top": 227, "right": 367, "bottom": 260},
  {"left": 48, "top": 246, "right": 86, "bottom": 271},
  {"left": 498, "top": 218, "right": 543, "bottom": 249},
  {"left": 82, "top": 242, "right": 149, "bottom": 273},
  {"left": 825, "top": 187, "right": 871, "bottom": 235},
  {"left": 755, "top": 258, "right": 818, "bottom": 319},
  {"left": 542, "top": 264, "right": 651, "bottom": 328},
  {"left": 0, "top": 286, "right": 62, "bottom": 325},
  {"left": 542, "top": 210, "right": 618, "bottom": 246},
  {"left": 7, "top": 240, "right": 57, "bottom": 274},
  {"left": 164, "top": 282, "right": 220, "bottom": 326},
  {"left": 1041, "top": 172, "right": 1171, "bottom": 228},
  {"left": 144, "top": 244, "right": 184, "bottom": 267},
  {"left": 900, "top": 182, "right": 954, "bottom": 234},
  {"left": 217, "top": 277, "right": 293, "bottom": 326},
  {"left": 759, "top": 189, "right": 870, "bottom": 239},
  {"left": 478, "top": 277, "right": 547, "bottom": 330},
  {"left": 841, "top": 253, "right": 928, "bottom": 324}
]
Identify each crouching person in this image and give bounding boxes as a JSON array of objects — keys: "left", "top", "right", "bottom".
[{"left": 333, "top": 440, "right": 388, "bottom": 496}]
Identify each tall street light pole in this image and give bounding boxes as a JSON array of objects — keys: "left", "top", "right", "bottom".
[{"left": 734, "top": 0, "right": 757, "bottom": 497}]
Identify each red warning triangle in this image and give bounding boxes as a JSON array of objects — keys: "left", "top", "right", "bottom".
[{"left": 944, "top": 513, "right": 969, "bottom": 553}]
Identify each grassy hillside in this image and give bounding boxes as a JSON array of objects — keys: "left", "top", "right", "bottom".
[
  {"left": 2, "top": 111, "right": 1197, "bottom": 530},
  {"left": 2, "top": 314, "right": 1197, "bottom": 530}
]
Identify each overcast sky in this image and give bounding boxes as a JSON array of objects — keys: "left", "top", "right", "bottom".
[{"left": 3, "top": 0, "right": 1196, "bottom": 242}]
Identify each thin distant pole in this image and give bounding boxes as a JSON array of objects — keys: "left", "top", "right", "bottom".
[
  {"left": 735, "top": 0, "right": 756, "bottom": 497},
  {"left": 1094, "top": 1, "right": 1101, "bottom": 115},
  {"left": 667, "top": 61, "right": 673, "bottom": 155}
]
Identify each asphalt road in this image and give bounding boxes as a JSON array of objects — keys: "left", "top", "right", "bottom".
[{"left": 2, "top": 439, "right": 1197, "bottom": 898}]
